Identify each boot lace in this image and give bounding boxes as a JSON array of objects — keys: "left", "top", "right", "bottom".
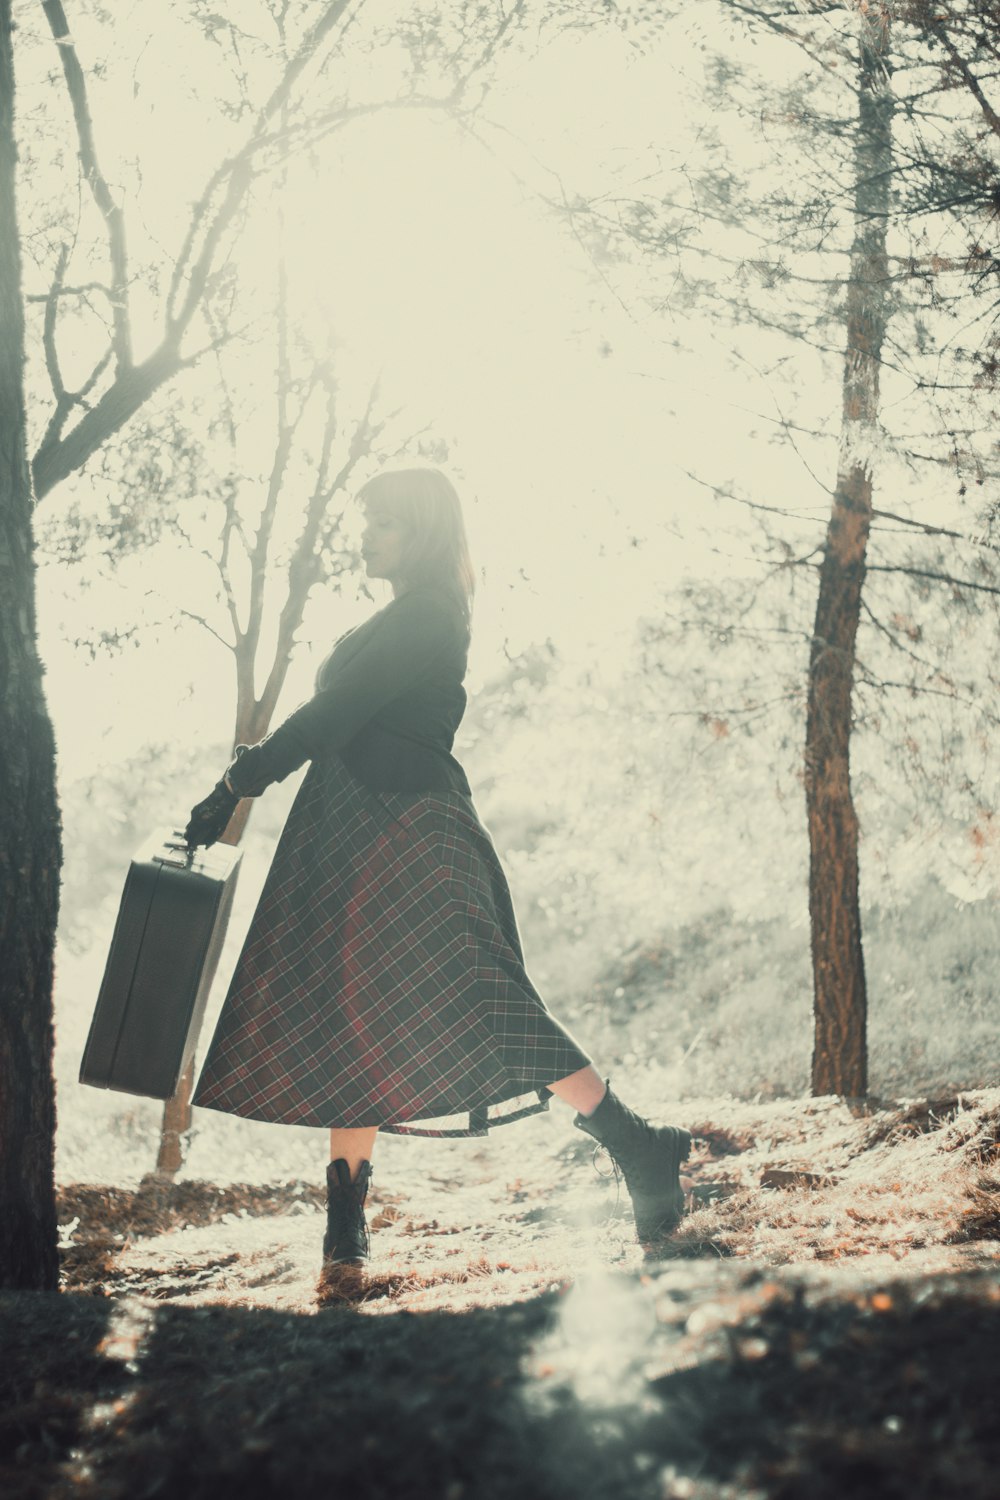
[{"left": 350, "top": 1177, "right": 372, "bottom": 1258}]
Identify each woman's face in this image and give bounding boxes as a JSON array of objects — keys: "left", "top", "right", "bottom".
[{"left": 360, "top": 501, "right": 410, "bottom": 586}]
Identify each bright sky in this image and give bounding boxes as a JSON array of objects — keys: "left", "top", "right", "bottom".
[
  {"left": 24, "top": 0, "right": 982, "bottom": 785},
  {"left": 19, "top": 4, "right": 771, "bottom": 776}
]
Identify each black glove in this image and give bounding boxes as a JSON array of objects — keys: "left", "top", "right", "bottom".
[{"left": 184, "top": 780, "right": 239, "bottom": 849}]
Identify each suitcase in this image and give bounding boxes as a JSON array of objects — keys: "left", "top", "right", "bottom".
[{"left": 79, "top": 828, "right": 243, "bottom": 1100}]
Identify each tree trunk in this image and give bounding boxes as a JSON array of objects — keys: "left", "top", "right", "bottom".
[
  {"left": 154, "top": 1056, "right": 195, "bottom": 1177},
  {"left": 806, "top": 11, "right": 893, "bottom": 1098},
  {"left": 0, "top": 2, "right": 61, "bottom": 1288},
  {"left": 153, "top": 690, "right": 270, "bottom": 1175}
]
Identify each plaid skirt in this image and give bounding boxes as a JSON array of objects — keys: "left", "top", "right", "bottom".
[{"left": 192, "top": 752, "right": 592, "bottom": 1137}]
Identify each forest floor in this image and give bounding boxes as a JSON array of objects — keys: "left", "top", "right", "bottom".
[{"left": 3, "top": 1088, "right": 999, "bottom": 1499}]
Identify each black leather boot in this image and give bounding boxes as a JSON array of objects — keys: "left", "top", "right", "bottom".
[
  {"left": 574, "top": 1083, "right": 691, "bottom": 1241},
  {"left": 323, "top": 1158, "right": 373, "bottom": 1266}
]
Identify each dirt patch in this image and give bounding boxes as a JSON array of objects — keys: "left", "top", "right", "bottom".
[{"left": 55, "top": 1091, "right": 1000, "bottom": 1297}]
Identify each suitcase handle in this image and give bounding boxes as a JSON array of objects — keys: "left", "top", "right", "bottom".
[{"left": 153, "top": 835, "right": 197, "bottom": 870}]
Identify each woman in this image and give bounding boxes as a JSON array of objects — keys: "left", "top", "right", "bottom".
[{"left": 184, "top": 468, "right": 690, "bottom": 1269}]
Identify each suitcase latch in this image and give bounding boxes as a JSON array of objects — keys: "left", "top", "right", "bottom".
[{"left": 153, "top": 838, "right": 197, "bottom": 870}]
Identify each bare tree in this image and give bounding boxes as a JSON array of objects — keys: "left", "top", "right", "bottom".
[{"left": 31, "top": 0, "right": 357, "bottom": 499}]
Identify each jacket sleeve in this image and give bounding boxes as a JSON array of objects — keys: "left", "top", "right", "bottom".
[{"left": 225, "top": 590, "right": 461, "bottom": 796}]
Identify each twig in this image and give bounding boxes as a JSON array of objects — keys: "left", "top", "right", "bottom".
[
  {"left": 167, "top": 0, "right": 356, "bottom": 335},
  {"left": 866, "top": 563, "right": 1000, "bottom": 598}
]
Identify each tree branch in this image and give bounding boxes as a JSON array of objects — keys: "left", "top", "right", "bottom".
[
  {"left": 41, "top": 0, "right": 132, "bottom": 369},
  {"left": 927, "top": 15, "right": 1000, "bottom": 140},
  {"left": 867, "top": 563, "right": 1000, "bottom": 597},
  {"left": 216, "top": 494, "right": 246, "bottom": 647},
  {"left": 32, "top": 0, "right": 362, "bottom": 501},
  {"left": 677, "top": 463, "right": 827, "bottom": 527},
  {"left": 256, "top": 372, "right": 383, "bottom": 721},
  {"left": 242, "top": 186, "right": 297, "bottom": 679},
  {"left": 167, "top": 0, "right": 355, "bottom": 336},
  {"left": 869, "top": 507, "right": 970, "bottom": 544},
  {"left": 41, "top": 244, "right": 69, "bottom": 403},
  {"left": 26, "top": 279, "right": 114, "bottom": 303},
  {"left": 149, "top": 596, "right": 235, "bottom": 652}
]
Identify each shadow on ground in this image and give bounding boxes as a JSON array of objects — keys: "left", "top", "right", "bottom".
[{"left": 2, "top": 1260, "right": 999, "bottom": 1500}]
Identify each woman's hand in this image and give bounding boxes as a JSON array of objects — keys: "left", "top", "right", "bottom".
[{"left": 184, "top": 781, "right": 240, "bottom": 849}]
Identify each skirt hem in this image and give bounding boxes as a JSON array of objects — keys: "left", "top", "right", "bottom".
[{"left": 192, "top": 1081, "right": 564, "bottom": 1139}]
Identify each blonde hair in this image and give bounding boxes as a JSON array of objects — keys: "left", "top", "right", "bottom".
[{"left": 358, "top": 467, "right": 475, "bottom": 625}]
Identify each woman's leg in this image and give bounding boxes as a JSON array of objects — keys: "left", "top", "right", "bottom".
[
  {"left": 549, "top": 1066, "right": 690, "bottom": 1242},
  {"left": 547, "top": 1064, "right": 608, "bottom": 1117},
  {"left": 329, "top": 1126, "right": 378, "bottom": 1180}
]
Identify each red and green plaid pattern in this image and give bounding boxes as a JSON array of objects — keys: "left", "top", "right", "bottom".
[{"left": 192, "top": 753, "right": 591, "bottom": 1138}]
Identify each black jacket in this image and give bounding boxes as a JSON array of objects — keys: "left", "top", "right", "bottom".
[{"left": 226, "top": 586, "right": 472, "bottom": 798}]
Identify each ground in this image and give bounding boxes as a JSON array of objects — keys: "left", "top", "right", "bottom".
[{"left": 3, "top": 1089, "right": 998, "bottom": 1499}]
